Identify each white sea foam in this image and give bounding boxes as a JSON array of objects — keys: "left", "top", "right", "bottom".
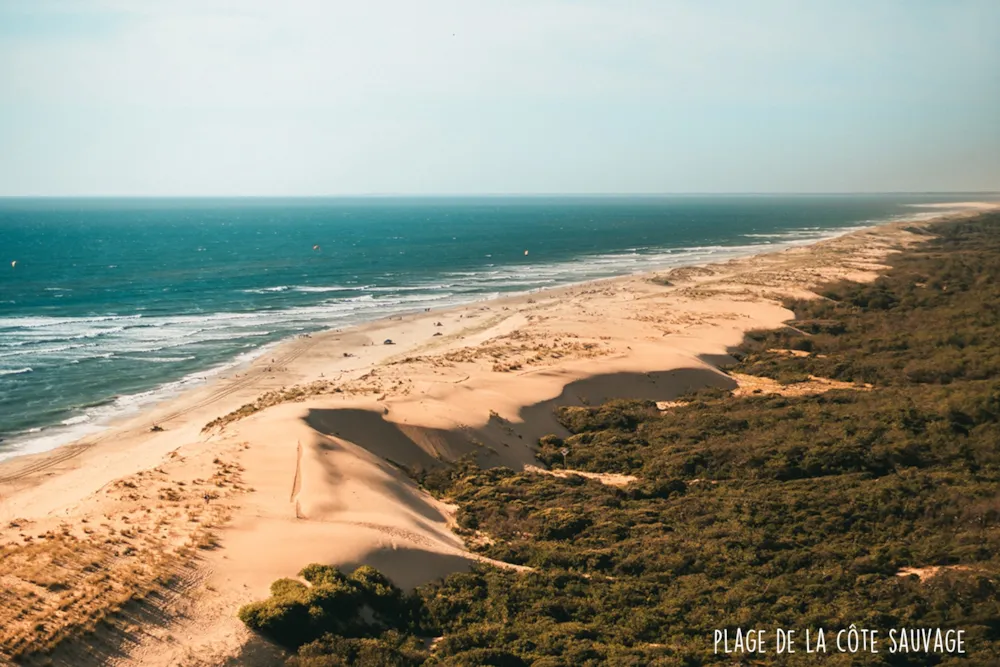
[
  {"left": 368, "top": 284, "right": 449, "bottom": 292},
  {"left": 0, "top": 367, "right": 33, "bottom": 376},
  {"left": 0, "top": 340, "right": 285, "bottom": 463},
  {"left": 0, "top": 314, "right": 143, "bottom": 330},
  {"left": 243, "top": 285, "right": 293, "bottom": 294},
  {"left": 294, "top": 285, "right": 355, "bottom": 293},
  {"left": 0, "top": 349, "right": 34, "bottom": 359},
  {"left": 61, "top": 415, "right": 91, "bottom": 426},
  {"left": 0, "top": 228, "right": 858, "bottom": 377},
  {"left": 0, "top": 218, "right": 886, "bottom": 463}
]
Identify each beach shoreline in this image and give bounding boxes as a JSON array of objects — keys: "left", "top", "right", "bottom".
[
  {"left": 0, "top": 215, "right": 896, "bottom": 473},
  {"left": 0, "top": 201, "right": 997, "bottom": 665},
  {"left": 4, "top": 198, "right": 921, "bottom": 460},
  {"left": 0, "top": 203, "right": 973, "bottom": 466}
]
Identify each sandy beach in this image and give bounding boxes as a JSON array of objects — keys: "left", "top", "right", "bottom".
[{"left": 1, "top": 202, "right": 996, "bottom": 666}]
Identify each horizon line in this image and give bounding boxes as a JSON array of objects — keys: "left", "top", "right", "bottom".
[{"left": 1, "top": 191, "right": 998, "bottom": 199}]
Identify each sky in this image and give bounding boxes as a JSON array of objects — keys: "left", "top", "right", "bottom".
[{"left": 0, "top": 0, "right": 998, "bottom": 196}]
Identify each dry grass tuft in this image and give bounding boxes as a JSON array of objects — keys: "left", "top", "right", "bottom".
[{"left": 0, "top": 451, "right": 248, "bottom": 662}]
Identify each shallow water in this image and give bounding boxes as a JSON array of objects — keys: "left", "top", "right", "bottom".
[{"left": 0, "top": 194, "right": 978, "bottom": 458}]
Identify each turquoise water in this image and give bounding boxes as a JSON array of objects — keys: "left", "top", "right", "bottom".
[{"left": 0, "top": 195, "right": 979, "bottom": 458}]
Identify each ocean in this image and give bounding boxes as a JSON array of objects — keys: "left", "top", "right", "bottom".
[{"left": 0, "top": 195, "right": 980, "bottom": 460}]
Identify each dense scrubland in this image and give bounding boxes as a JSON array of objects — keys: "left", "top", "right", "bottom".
[{"left": 241, "top": 214, "right": 1000, "bottom": 665}]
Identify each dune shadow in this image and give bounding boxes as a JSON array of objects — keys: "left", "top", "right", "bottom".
[
  {"left": 303, "top": 366, "right": 736, "bottom": 474},
  {"left": 698, "top": 352, "right": 739, "bottom": 369},
  {"left": 305, "top": 408, "right": 466, "bottom": 472},
  {"left": 303, "top": 432, "right": 451, "bottom": 525},
  {"left": 516, "top": 367, "right": 737, "bottom": 441},
  {"left": 219, "top": 635, "right": 289, "bottom": 666},
  {"left": 16, "top": 559, "right": 245, "bottom": 667},
  {"left": 339, "top": 546, "right": 477, "bottom": 591}
]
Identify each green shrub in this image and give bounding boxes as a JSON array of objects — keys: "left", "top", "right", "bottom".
[
  {"left": 238, "top": 564, "right": 417, "bottom": 651},
  {"left": 290, "top": 631, "right": 428, "bottom": 667},
  {"left": 439, "top": 648, "right": 529, "bottom": 666},
  {"left": 241, "top": 213, "right": 1000, "bottom": 665}
]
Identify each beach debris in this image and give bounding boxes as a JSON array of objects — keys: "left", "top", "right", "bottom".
[
  {"left": 432, "top": 332, "right": 443, "bottom": 337},
  {"left": 10, "top": 260, "right": 15, "bottom": 268},
  {"left": 434, "top": 321, "right": 443, "bottom": 326},
  {"left": 150, "top": 424, "right": 164, "bottom": 432},
  {"left": 312, "top": 244, "right": 321, "bottom": 251},
  {"left": 383, "top": 339, "right": 394, "bottom": 345}
]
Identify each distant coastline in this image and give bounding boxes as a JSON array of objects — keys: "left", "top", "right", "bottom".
[
  {"left": 5, "top": 195, "right": 991, "bottom": 461},
  {"left": 1, "top": 202, "right": 997, "bottom": 664}
]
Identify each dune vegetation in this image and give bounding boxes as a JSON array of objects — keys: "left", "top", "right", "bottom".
[{"left": 240, "top": 213, "right": 1000, "bottom": 665}]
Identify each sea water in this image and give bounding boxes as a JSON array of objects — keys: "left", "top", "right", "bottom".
[{"left": 0, "top": 195, "right": 980, "bottom": 459}]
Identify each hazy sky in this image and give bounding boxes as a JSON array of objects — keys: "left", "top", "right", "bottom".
[{"left": 1, "top": 0, "right": 998, "bottom": 195}]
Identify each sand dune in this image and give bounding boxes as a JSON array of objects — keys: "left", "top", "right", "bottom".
[{"left": 0, "top": 203, "right": 996, "bottom": 665}]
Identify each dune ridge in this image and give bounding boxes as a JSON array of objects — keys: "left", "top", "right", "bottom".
[{"left": 0, "top": 202, "right": 996, "bottom": 665}]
